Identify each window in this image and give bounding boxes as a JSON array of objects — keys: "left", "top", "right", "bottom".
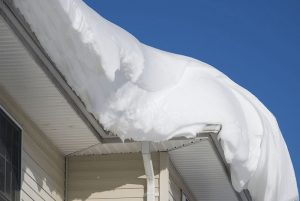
[{"left": 0, "top": 108, "right": 21, "bottom": 201}]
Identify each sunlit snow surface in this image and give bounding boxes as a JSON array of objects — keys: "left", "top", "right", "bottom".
[{"left": 14, "top": 0, "right": 298, "bottom": 200}]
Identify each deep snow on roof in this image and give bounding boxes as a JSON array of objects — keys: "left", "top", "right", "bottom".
[{"left": 13, "top": 0, "right": 298, "bottom": 200}]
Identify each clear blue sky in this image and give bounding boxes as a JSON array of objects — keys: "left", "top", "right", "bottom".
[{"left": 84, "top": 0, "right": 300, "bottom": 187}]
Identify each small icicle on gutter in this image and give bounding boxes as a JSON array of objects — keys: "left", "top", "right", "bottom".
[{"left": 142, "top": 142, "right": 155, "bottom": 201}]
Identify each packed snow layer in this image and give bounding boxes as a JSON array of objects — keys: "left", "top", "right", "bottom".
[{"left": 14, "top": 0, "right": 298, "bottom": 200}]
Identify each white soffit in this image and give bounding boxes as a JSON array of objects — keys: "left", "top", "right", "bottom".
[
  {"left": 169, "top": 140, "right": 239, "bottom": 201},
  {"left": 0, "top": 16, "right": 99, "bottom": 155}
]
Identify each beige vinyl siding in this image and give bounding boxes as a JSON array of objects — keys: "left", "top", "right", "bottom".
[
  {"left": 67, "top": 153, "right": 160, "bottom": 201},
  {"left": 0, "top": 87, "right": 65, "bottom": 201}
]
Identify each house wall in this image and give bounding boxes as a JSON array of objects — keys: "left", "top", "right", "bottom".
[
  {"left": 67, "top": 153, "right": 160, "bottom": 201},
  {"left": 0, "top": 87, "right": 65, "bottom": 201}
]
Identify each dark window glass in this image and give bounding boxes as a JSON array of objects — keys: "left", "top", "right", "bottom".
[
  {"left": 0, "top": 157, "right": 4, "bottom": 193},
  {"left": 0, "top": 115, "right": 6, "bottom": 157},
  {"left": 5, "top": 161, "right": 11, "bottom": 197},
  {"left": 0, "top": 108, "right": 21, "bottom": 201},
  {"left": 6, "top": 126, "right": 13, "bottom": 163}
]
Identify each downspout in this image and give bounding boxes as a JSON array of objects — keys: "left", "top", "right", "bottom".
[{"left": 142, "top": 142, "right": 155, "bottom": 201}]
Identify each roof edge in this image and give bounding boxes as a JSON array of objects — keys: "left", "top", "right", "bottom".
[
  {"left": 0, "top": 2, "right": 252, "bottom": 199},
  {"left": 0, "top": 0, "right": 112, "bottom": 142}
]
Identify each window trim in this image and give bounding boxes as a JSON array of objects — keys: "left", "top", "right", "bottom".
[
  {"left": 0, "top": 105, "right": 22, "bottom": 130},
  {"left": 0, "top": 104, "right": 23, "bottom": 201}
]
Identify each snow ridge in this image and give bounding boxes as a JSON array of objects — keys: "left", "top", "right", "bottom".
[{"left": 14, "top": 0, "right": 298, "bottom": 200}]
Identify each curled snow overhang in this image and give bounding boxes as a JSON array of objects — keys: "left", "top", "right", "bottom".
[
  {"left": 0, "top": 2, "right": 253, "bottom": 200},
  {"left": 0, "top": 0, "right": 298, "bottom": 200}
]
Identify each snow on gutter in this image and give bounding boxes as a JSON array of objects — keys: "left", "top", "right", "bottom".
[{"left": 3, "top": 0, "right": 299, "bottom": 200}]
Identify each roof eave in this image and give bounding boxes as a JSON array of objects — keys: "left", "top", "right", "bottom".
[
  {"left": 0, "top": 0, "right": 111, "bottom": 143},
  {"left": 0, "top": 2, "right": 252, "bottom": 199}
]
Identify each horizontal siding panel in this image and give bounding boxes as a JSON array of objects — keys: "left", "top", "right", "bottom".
[
  {"left": 23, "top": 179, "right": 57, "bottom": 201},
  {"left": 21, "top": 182, "right": 45, "bottom": 201},
  {"left": 69, "top": 160, "right": 159, "bottom": 172},
  {"left": 69, "top": 179, "right": 159, "bottom": 190},
  {"left": 69, "top": 170, "right": 159, "bottom": 180},
  {"left": 72, "top": 198, "right": 159, "bottom": 201},
  {"left": 69, "top": 188, "right": 159, "bottom": 199},
  {"left": 69, "top": 152, "right": 160, "bottom": 161},
  {"left": 22, "top": 148, "right": 64, "bottom": 194},
  {"left": 23, "top": 171, "right": 61, "bottom": 201},
  {"left": 21, "top": 190, "right": 34, "bottom": 201},
  {"left": 68, "top": 153, "right": 160, "bottom": 201},
  {"left": 22, "top": 148, "right": 64, "bottom": 201},
  {"left": 23, "top": 132, "right": 64, "bottom": 183}
]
